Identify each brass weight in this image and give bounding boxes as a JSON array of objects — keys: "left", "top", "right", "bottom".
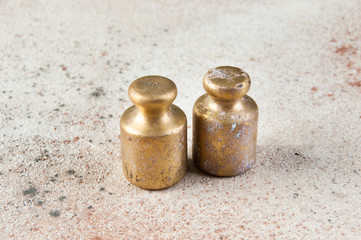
[
  {"left": 192, "top": 66, "right": 258, "bottom": 176},
  {"left": 120, "top": 76, "right": 187, "bottom": 189}
]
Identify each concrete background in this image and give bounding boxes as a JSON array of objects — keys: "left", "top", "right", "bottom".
[{"left": 0, "top": 0, "right": 360, "bottom": 239}]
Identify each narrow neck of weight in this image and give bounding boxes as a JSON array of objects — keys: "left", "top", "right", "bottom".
[
  {"left": 209, "top": 96, "right": 243, "bottom": 111},
  {"left": 137, "top": 105, "right": 170, "bottom": 121}
]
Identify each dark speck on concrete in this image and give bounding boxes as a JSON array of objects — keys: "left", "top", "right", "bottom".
[
  {"left": 23, "top": 186, "right": 38, "bottom": 197},
  {"left": 88, "top": 205, "right": 93, "bottom": 209},
  {"left": 293, "top": 193, "right": 299, "bottom": 198},
  {"left": 91, "top": 87, "right": 105, "bottom": 97},
  {"left": 35, "top": 151, "right": 50, "bottom": 162},
  {"left": 66, "top": 169, "right": 75, "bottom": 175},
  {"left": 295, "top": 152, "right": 300, "bottom": 156},
  {"left": 36, "top": 201, "right": 44, "bottom": 206},
  {"left": 59, "top": 196, "right": 67, "bottom": 201},
  {"left": 100, "top": 187, "right": 105, "bottom": 191},
  {"left": 49, "top": 210, "right": 61, "bottom": 217}
]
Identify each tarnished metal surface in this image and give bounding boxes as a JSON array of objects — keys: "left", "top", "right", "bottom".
[
  {"left": 121, "top": 76, "right": 187, "bottom": 189},
  {"left": 193, "top": 66, "right": 258, "bottom": 176}
]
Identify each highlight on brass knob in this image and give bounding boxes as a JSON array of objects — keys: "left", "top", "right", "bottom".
[
  {"left": 120, "top": 75, "right": 187, "bottom": 189},
  {"left": 192, "top": 66, "right": 258, "bottom": 176}
]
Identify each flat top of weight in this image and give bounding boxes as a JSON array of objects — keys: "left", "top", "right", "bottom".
[
  {"left": 203, "top": 66, "right": 251, "bottom": 101},
  {"left": 205, "top": 66, "right": 250, "bottom": 88},
  {"left": 128, "top": 75, "right": 177, "bottom": 107}
]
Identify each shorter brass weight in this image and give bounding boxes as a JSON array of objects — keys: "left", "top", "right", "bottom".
[
  {"left": 193, "top": 66, "right": 258, "bottom": 176},
  {"left": 120, "top": 76, "right": 187, "bottom": 189}
]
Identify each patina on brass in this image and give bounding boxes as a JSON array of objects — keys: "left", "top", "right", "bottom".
[
  {"left": 120, "top": 75, "right": 187, "bottom": 189},
  {"left": 193, "top": 66, "right": 258, "bottom": 176}
]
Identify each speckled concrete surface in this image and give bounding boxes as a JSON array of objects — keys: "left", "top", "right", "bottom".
[{"left": 1, "top": 0, "right": 360, "bottom": 239}]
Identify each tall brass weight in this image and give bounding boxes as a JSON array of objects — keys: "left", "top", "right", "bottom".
[
  {"left": 121, "top": 76, "right": 187, "bottom": 189},
  {"left": 193, "top": 66, "right": 258, "bottom": 176}
]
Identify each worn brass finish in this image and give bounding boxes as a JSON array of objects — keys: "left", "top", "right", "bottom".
[
  {"left": 193, "top": 66, "right": 258, "bottom": 176},
  {"left": 121, "top": 75, "right": 187, "bottom": 189}
]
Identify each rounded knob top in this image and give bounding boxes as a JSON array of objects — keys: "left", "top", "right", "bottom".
[
  {"left": 203, "top": 66, "right": 251, "bottom": 101},
  {"left": 128, "top": 75, "right": 177, "bottom": 111}
]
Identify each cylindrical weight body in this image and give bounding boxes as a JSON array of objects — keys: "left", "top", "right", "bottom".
[
  {"left": 193, "top": 95, "right": 258, "bottom": 176},
  {"left": 121, "top": 105, "right": 187, "bottom": 189}
]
